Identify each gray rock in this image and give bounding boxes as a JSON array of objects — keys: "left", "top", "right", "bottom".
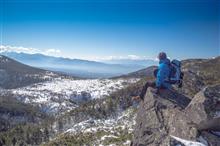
[
  {"left": 186, "top": 85, "right": 220, "bottom": 131},
  {"left": 132, "top": 85, "right": 220, "bottom": 146},
  {"left": 132, "top": 88, "right": 191, "bottom": 146}
]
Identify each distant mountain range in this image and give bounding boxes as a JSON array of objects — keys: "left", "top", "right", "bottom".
[{"left": 0, "top": 52, "right": 157, "bottom": 78}]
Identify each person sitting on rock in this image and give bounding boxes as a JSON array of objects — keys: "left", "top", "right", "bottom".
[{"left": 133, "top": 52, "right": 171, "bottom": 100}]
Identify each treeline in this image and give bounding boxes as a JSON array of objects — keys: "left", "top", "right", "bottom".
[
  {"left": 0, "top": 123, "right": 52, "bottom": 146},
  {"left": 0, "top": 95, "right": 54, "bottom": 146}
]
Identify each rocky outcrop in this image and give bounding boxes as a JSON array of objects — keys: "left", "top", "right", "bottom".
[
  {"left": 132, "top": 84, "right": 220, "bottom": 146},
  {"left": 179, "top": 57, "right": 220, "bottom": 98},
  {"left": 132, "top": 88, "right": 191, "bottom": 146}
]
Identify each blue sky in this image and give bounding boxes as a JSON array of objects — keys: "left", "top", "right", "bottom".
[{"left": 0, "top": 0, "right": 219, "bottom": 60}]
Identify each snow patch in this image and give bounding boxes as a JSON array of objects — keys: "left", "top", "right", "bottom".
[
  {"left": 171, "top": 135, "right": 207, "bottom": 146},
  {"left": 101, "top": 135, "right": 118, "bottom": 140},
  {"left": 123, "top": 140, "right": 131, "bottom": 145}
]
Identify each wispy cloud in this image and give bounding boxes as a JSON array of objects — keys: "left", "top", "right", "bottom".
[
  {"left": 0, "top": 45, "right": 40, "bottom": 54},
  {"left": 45, "top": 49, "right": 61, "bottom": 54},
  {"left": 0, "top": 45, "right": 61, "bottom": 56}
]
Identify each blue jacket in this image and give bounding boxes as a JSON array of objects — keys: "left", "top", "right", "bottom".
[{"left": 156, "top": 58, "right": 171, "bottom": 89}]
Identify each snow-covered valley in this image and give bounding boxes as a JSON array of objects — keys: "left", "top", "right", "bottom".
[
  {"left": 0, "top": 78, "right": 139, "bottom": 115},
  {"left": 0, "top": 54, "right": 142, "bottom": 145}
]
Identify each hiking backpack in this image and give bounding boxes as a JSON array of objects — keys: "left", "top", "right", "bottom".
[
  {"left": 169, "top": 59, "right": 184, "bottom": 88},
  {"left": 153, "top": 59, "right": 184, "bottom": 88}
]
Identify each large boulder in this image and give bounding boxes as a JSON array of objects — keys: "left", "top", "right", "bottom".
[
  {"left": 132, "top": 84, "right": 220, "bottom": 146},
  {"left": 132, "top": 88, "right": 191, "bottom": 146},
  {"left": 186, "top": 85, "right": 220, "bottom": 126}
]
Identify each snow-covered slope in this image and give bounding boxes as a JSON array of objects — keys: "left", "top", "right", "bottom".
[
  {"left": 46, "top": 107, "right": 137, "bottom": 145},
  {"left": 1, "top": 78, "right": 139, "bottom": 115},
  {"left": 65, "top": 108, "right": 135, "bottom": 135}
]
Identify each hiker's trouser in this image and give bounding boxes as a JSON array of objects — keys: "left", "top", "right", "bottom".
[{"left": 139, "top": 81, "right": 156, "bottom": 100}]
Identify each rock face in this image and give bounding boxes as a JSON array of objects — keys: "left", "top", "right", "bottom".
[{"left": 132, "top": 85, "right": 220, "bottom": 146}]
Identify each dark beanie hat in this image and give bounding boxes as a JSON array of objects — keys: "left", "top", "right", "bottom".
[{"left": 158, "top": 52, "right": 167, "bottom": 60}]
